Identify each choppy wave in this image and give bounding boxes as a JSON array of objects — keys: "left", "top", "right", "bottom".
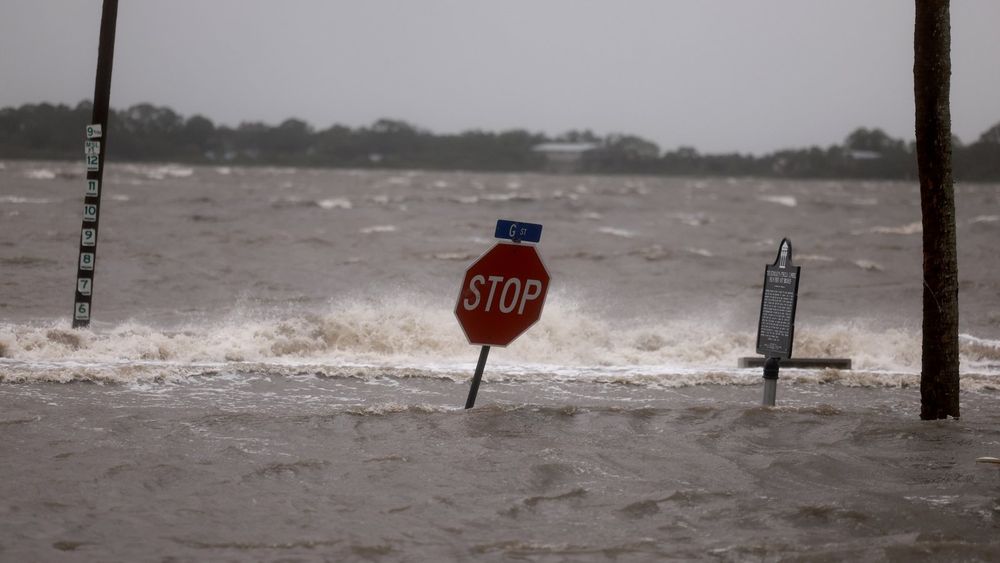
[
  {"left": 597, "top": 227, "right": 636, "bottom": 238},
  {"left": 0, "top": 195, "right": 55, "bottom": 204},
  {"left": 1, "top": 295, "right": 998, "bottom": 388},
  {"left": 23, "top": 168, "right": 57, "bottom": 180},
  {"left": 317, "top": 198, "right": 352, "bottom": 210},
  {"left": 852, "top": 222, "right": 923, "bottom": 235},
  {"left": 757, "top": 195, "right": 797, "bottom": 207},
  {"left": 118, "top": 163, "right": 195, "bottom": 180},
  {"left": 360, "top": 224, "right": 397, "bottom": 234},
  {"left": 969, "top": 215, "right": 999, "bottom": 224}
]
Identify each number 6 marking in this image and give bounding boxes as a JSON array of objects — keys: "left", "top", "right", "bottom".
[{"left": 74, "top": 302, "right": 90, "bottom": 320}]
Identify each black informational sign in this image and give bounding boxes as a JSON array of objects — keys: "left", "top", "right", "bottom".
[{"left": 755, "top": 238, "right": 801, "bottom": 359}]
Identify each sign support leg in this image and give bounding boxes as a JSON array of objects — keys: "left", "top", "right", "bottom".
[
  {"left": 464, "top": 345, "right": 491, "bottom": 409},
  {"left": 762, "top": 357, "right": 780, "bottom": 406}
]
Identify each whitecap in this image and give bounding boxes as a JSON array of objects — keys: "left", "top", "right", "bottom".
[
  {"left": 970, "top": 215, "right": 999, "bottom": 224},
  {"left": 797, "top": 254, "right": 835, "bottom": 262},
  {"left": 551, "top": 190, "right": 579, "bottom": 201},
  {"left": 685, "top": 247, "right": 714, "bottom": 258},
  {"left": 1, "top": 304, "right": 998, "bottom": 386},
  {"left": 959, "top": 333, "right": 1000, "bottom": 367},
  {"left": 24, "top": 169, "right": 56, "bottom": 180},
  {"left": 0, "top": 195, "right": 53, "bottom": 204},
  {"left": 480, "top": 192, "right": 537, "bottom": 202},
  {"left": 481, "top": 193, "right": 514, "bottom": 201},
  {"left": 597, "top": 227, "right": 636, "bottom": 238},
  {"left": 318, "top": 198, "right": 353, "bottom": 210},
  {"left": 904, "top": 496, "right": 958, "bottom": 507},
  {"left": 143, "top": 165, "right": 194, "bottom": 180},
  {"left": 854, "top": 259, "right": 883, "bottom": 271},
  {"left": 360, "top": 225, "right": 397, "bottom": 234},
  {"left": 757, "top": 195, "right": 797, "bottom": 207},
  {"left": 429, "top": 252, "right": 474, "bottom": 261},
  {"left": 859, "top": 222, "right": 922, "bottom": 235}
]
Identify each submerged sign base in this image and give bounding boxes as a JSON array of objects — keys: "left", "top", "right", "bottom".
[{"left": 738, "top": 357, "right": 851, "bottom": 369}]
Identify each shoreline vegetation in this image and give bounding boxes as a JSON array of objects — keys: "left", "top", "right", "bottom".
[{"left": 3, "top": 100, "right": 1000, "bottom": 181}]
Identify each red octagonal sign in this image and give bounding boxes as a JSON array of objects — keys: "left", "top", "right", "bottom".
[{"left": 455, "top": 242, "right": 551, "bottom": 346}]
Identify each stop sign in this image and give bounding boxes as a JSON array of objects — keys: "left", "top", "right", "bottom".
[{"left": 455, "top": 242, "right": 550, "bottom": 346}]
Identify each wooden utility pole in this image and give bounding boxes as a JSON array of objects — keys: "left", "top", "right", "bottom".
[{"left": 914, "top": 0, "right": 960, "bottom": 419}]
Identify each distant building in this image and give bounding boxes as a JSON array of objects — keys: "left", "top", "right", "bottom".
[
  {"left": 532, "top": 142, "right": 599, "bottom": 173},
  {"left": 846, "top": 149, "right": 882, "bottom": 160}
]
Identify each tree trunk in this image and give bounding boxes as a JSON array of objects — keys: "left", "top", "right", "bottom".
[{"left": 914, "top": 0, "right": 960, "bottom": 419}]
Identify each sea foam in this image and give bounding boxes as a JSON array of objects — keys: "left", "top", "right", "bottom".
[{"left": 1, "top": 293, "right": 997, "bottom": 388}]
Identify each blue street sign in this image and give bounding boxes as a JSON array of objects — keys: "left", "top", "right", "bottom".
[{"left": 495, "top": 219, "right": 543, "bottom": 243}]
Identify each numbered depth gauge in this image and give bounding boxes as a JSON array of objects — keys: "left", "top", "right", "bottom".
[{"left": 74, "top": 122, "right": 106, "bottom": 328}]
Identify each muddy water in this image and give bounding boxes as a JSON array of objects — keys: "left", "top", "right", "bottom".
[{"left": 2, "top": 161, "right": 1000, "bottom": 560}]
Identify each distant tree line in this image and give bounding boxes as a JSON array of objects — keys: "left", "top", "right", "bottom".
[{"left": 2, "top": 101, "right": 1000, "bottom": 181}]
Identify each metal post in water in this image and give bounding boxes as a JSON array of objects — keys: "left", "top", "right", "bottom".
[
  {"left": 762, "top": 357, "right": 780, "bottom": 406},
  {"left": 72, "top": 0, "right": 118, "bottom": 328},
  {"left": 464, "top": 345, "right": 491, "bottom": 409}
]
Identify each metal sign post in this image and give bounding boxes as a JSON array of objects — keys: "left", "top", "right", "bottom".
[
  {"left": 72, "top": 0, "right": 118, "bottom": 328},
  {"left": 464, "top": 345, "right": 492, "bottom": 409},
  {"left": 755, "top": 238, "right": 801, "bottom": 406},
  {"left": 456, "top": 219, "right": 548, "bottom": 409}
]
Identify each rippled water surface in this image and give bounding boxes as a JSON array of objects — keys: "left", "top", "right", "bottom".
[{"left": 2, "top": 161, "right": 1000, "bottom": 560}]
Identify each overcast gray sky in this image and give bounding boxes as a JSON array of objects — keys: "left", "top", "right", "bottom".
[{"left": 2, "top": 0, "right": 999, "bottom": 154}]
